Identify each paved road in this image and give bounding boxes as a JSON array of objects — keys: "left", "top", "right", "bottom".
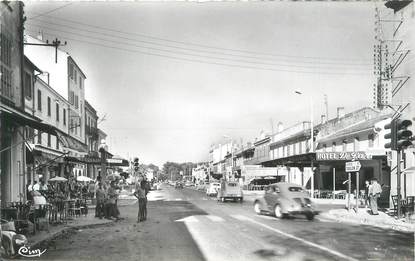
[{"left": 37, "top": 184, "right": 414, "bottom": 261}]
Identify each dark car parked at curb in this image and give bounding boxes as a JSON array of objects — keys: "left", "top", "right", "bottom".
[{"left": 253, "top": 182, "right": 319, "bottom": 220}]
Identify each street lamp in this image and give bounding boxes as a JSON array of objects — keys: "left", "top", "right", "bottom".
[
  {"left": 223, "top": 135, "right": 233, "bottom": 181},
  {"left": 294, "top": 90, "right": 315, "bottom": 198}
]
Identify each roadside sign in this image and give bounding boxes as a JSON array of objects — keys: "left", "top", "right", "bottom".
[{"left": 345, "top": 161, "right": 361, "bottom": 172}]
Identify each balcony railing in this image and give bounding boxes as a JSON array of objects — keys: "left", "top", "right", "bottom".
[{"left": 85, "top": 125, "right": 99, "bottom": 140}]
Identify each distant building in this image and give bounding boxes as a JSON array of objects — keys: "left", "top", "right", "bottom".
[{"left": 84, "top": 100, "right": 100, "bottom": 179}]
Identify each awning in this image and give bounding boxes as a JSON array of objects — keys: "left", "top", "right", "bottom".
[
  {"left": 32, "top": 146, "right": 65, "bottom": 164},
  {"left": 0, "top": 105, "right": 58, "bottom": 135},
  {"left": 56, "top": 131, "right": 88, "bottom": 153}
]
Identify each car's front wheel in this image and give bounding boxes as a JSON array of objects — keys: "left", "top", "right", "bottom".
[{"left": 274, "top": 204, "right": 284, "bottom": 219}]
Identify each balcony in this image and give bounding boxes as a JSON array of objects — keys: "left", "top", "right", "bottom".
[{"left": 85, "top": 125, "right": 99, "bottom": 140}]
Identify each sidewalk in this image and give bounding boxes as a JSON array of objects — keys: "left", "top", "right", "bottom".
[
  {"left": 28, "top": 213, "right": 114, "bottom": 249},
  {"left": 319, "top": 208, "right": 415, "bottom": 232}
]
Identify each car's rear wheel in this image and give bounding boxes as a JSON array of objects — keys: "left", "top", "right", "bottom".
[
  {"left": 274, "top": 205, "right": 283, "bottom": 219},
  {"left": 306, "top": 213, "right": 314, "bottom": 221},
  {"left": 254, "top": 202, "right": 261, "bottom": 214}
]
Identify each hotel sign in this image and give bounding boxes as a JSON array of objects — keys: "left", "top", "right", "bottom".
[{"left": 316, "top": 152, "right": 372, "bottom": 161}]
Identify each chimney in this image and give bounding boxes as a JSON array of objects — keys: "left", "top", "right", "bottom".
[
  {"left": 337, "top": 107, "right": 345, "bottom": 118},
  {"left": 321, "top": 114, "right": 326, "bottom": 124},
  {"left": 277, "top": 122, "right": 284, "bottom": 133},
  {"left": 37, "top": 31, "right": 43, "bottom": 41}
]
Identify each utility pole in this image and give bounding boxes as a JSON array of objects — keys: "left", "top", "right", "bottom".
[{"left": 24, "top": 37, "right": 67, "bottom": 63}]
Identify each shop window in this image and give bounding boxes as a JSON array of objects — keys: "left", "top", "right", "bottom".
[
  {"left": 37, "top": 131, "right": 42, "bottom": 145},
  {"left": 47, "top": 134, "right": 51, "bottom": 147}
]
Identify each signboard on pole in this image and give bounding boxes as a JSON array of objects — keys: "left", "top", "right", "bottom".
[{"left": 345, "top": 161, "right": 361, "bottom": 172}]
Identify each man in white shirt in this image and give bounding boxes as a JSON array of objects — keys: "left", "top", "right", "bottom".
[{"left": 369, "top": 178, "right": 382, "bottom": 215}]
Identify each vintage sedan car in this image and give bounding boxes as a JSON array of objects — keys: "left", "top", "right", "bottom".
[
  {"left": 217, "top": 181, "right": 243, "bottom": 202},
  {"left": 253, "top": 182, "right": 319, "bottom": 220}
]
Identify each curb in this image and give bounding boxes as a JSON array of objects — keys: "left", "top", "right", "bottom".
[
  {"left": 30, "top": 220, "right": 114, "bottom": 249},
  {"left": 319, "top": 212, "right": 415, "bottom": 232}
]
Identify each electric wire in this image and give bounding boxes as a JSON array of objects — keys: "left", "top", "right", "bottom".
[
  {"left": 27, "top": 19, "right": 371, "bottom": 67},
  {"left": 25, "top": 29, "right": 370, "bottom": 75},
  {"left": 28, "top": 12, "right": 369, "bottom": 63},
  {"left": 26, "top": 23, "right": 371, "bottom": 71}
]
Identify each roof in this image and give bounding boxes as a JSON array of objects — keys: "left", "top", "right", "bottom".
[
  {"left": 317, "top": 114, "right": 391, "bottom": 143},
  {"left": 84, "top": 100, "right": 98, "bottom": 115},
  {"left": 24, "top": 56, "right": 43, "bottom": 73},
  {"left": 68, "top": 56, "right": 87, "bottom": 78}
]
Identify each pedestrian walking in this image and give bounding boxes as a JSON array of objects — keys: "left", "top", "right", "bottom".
[
  {"left": 364, "top": 180, "right": 370, "bottom": 208},
  {"left": 369, "top": 178, "right": 382, "bottom": 215},
  {"left": 134, "top": 177, "right": 146, "bottom": 222},
  {"left": 95, "top": 183, "right": 106, "bottom": 219}
]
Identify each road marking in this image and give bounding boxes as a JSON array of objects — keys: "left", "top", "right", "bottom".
[
  {"left": 175, "top": 216, "right": 199, "bottom": 223},
  {"left": 174, "top": 198, "right": 182, "bottom": 201},
  {"left": 230, "top": 215, "right": 358, "bottom": 261},
  {"left": 206, "top": 215, "right": 225, "bottom": 222}
]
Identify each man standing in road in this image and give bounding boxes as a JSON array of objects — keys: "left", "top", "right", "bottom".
[
  {"left": 95, "top": 183, "right": 106, "bottom": 219},
  {"left": 134, "top": 177, "right": 146, "bottom": 222},
  {"left": 369, "top": 178, "right": 382, "bottom": 215},
  {"left": 141, "top": 176, "right": 151, "bottom": 221}
]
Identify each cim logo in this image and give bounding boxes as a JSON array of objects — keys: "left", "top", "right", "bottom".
[{"left": 18, "top": 246, "right": 47, "bottom": 258}]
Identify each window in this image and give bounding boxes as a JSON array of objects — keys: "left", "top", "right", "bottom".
[
  {"left": 63, "top": 109, "right": 66, "bottom": 125},
  {"left": 75, "top": 95, "right": 79, "bottom": 109},
  {"left": 24, "top": 72, "right": 32, "bottom": 99},
  {"left": 332, "top": 142, "right": 336, "bottom": 152},
  {"left": 37, "top": 90, "right": 42, "bottom": 111},
  {"left": 342, "top": 140, "right": 347, "bottom": 151},
  {"left": 37, "top": 131, "right": 42, "bottom": 144},
  {"left": 0, "top": 26, "right": 13, "bottom": 100},
  {"left": 47, "top": 134, "right": 51, "bottom": 147},
  {"left": 56, "top": 136, "right": 59, "bottom": 150},
  {"left": 79, "top": 77, "right": 82, "bottom": 89},
  {"left": 74, "top": 70, "right": 77, "bottom": 83},
  {"left": 368, "top": 134, "right": 374, "bottom": 148},
  {"left": 47, "top": 97, "right": 51, "bottom": 116},
  {"left": 69, "top": 63, "right": 74, "bottom": 79},
  {"left": 70, "top": 119, "right": 74, "bottom": 133},
  {"left": 323, "top": 144, "right": 327, "bottom": 152},
  {"left": 69, "top": 91, "right": 74, "bottom": 105},
  {"left": 354, "top": 137, "right": 360, "bottom": 151},
  {"left": 56, "top": 103, "right": 59, "bottom": 122}
]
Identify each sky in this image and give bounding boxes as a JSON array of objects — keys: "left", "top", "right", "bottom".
[{"left": 23, "top": 1, "right": 379, "bottom": 166}]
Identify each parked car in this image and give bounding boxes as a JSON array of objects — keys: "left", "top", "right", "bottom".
[
  {"left": 197, "top": 181, "right": 209, "bottom": 191},
  {"left": 217, "top": 181, "right": 243, "bottom": 202},
  {"left": 206, "top": 182, "right": 221, "bottom": 196},
  {"left": 253, "top": 182, "right": 319, "bottom": 220}
]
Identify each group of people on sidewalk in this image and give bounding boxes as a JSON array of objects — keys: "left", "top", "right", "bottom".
[
  {"left": 365, "top": 178, "right": 383, "bottom": 215},
  {"left": 95, "top": 177, "right": 121, "bottom": 220}
]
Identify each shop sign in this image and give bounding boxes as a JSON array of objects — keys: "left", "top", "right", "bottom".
[
  {"left": 107, "top": 158, "right": 123, "bottom": 164},
  {"left": 345, "top": 161, "right": 361, "bottom": 172},
  {"left": 316, "top": 152, "right": 372, "bottom": 161}
]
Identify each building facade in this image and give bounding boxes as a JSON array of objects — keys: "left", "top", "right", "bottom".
[{"left": 84, "top": 100, "right": 100, "bottom": 179}]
